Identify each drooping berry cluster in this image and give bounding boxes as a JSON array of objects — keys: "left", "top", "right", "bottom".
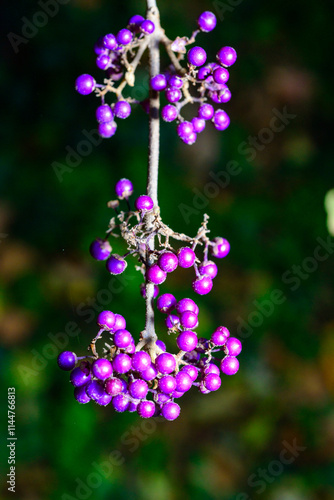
[
  {"left": 75, "top": 10, "right": 236, "bottom": 144},
  {"left": 58, "top": 178, "right": 241, "bottom": 420}
]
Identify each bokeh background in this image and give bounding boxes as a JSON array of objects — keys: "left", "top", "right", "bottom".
[{"left": 1, "top": 0, "right": 334, "bottom": 498}]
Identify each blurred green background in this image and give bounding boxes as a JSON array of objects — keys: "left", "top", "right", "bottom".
[{"left": 1, "top": 0, "right": 334, "bottom": 498}]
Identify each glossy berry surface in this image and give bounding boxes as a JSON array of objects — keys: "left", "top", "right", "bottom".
[
  {"left": 90, "top": 238, "right": 112, "bottom": 261},
  {"left": 162, "top": 104, "right": 178, "bottom": 122},
  {"left": 106, "top": 255, "right": 127, "bottom": 275},
  {"left": 225, "top": 337, "right": 242, "bottom": 356},
  {"left": 155, "top": 353, "right": 176, "bottom": 374},
  {"left": 180, "top": 311, "right": 198, "bottom": 329},
  {"left": 137, "top": 400, "right": 155, "bottom": 418},
  {"left": 147, "top": 264, "right": 167, "bottom": 285},
  {"left": 192, "top": 275, "right": 213, "bottom": 295},
  {"left": 114, "top": 101, "right": 131, "bottom": 119},
  {"left": 177, "top": 331, "right": 198, "bottom": 352},
  {"left": 177, "top": 247, "right": 196, "bottom": 268},
  {"left": 115, "top": 178, "right": 133, "bottom": 199},
  {"left": 92, "top": 358, "right": 113, "bottom": 380},
  {"left": 187, "top": 46, "right": 207, "bottom": 67},
  {"left": 211, "top": 237, "right": 230, "bottom": 258},
  {"left": 97, "top": 310, "right": 115, "bottom": 329},
  {"left": 158, "top": 252, "right": 178, "bottom": 273},
  {"left": 75, "top": 74, "right": 96, "bottom": 95},
  {"left": 98, "top": 121, "right": 117, "bottom": 138},
  {"left": 116, "top": 28, "right": 133, "bottom": 45},
  {"left": 199, "top": 260, "right": 218, "bottom": 279},
  {"left": 221, "top": 356, "right": 239, "bottom": 375},
  {"left": 197, "top": 11, "right": 217, "bottom": 32},
  {"left": 96, "top": 104, "right": 113, "bottom": 123},
  {"left": 57, "top": 351, "right": 77, "bottom": 371},
  {"left": 217, "top": 46, "right": 237, "bottom": 67},
  {"left": 157, "top": 293, "right": 177, "bottom": 313},
  {"left": 177, "top": 298, "right": 199, "bottom": 315},
  {"left": 140, "top": 20, "right": 155, "bottom": 34},
  {"left": 161, "top": 401, "right": 180, "bottom": 421},
  {"left": 135, "top": 195, "right": 154, "bottom": 211},
  {"left": 150, "top": 74, "right": 167, "bottom": 91}
]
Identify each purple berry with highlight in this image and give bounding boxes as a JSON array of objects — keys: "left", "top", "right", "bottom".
[
  {"left": 140, "top": 20, "right": 155, "bottom": 34},
  {"left": 192, "top": 117, "right": 206, "bottom": 133},
  {"left": 162, "top": 104, "right": 178, "bottom": 122},
  {"left": 70, "top": 367, "right": 91, "bottom": 387},
  {"left": 112, "top": 353, "right": 132, "bottom": 374},
  {"left": 97, "top": 310, "right": 115, "bottom": 330},
  {"left": 221, "top": 356, "right": 239, "bottom": 375},
  {"left": 112, "top": 394, "right": 130, "bottom": 412},
  {"left": 158, "top": 375, "right": 177, "bottom": 394},
  {"left": 147, "top": 264, "right": 167, "bottom": 285},
  {"left": 114, "top": 101, "right": 131, "bottom": 119},
  {"left": 103, "top": 33, "right": 117, "bottom": 50},
  {"left": 106, "top": 255, "right": 127, "bottom": 275},
  {"left": 175, "top": 371, "right": 192, "bottom": 392},
  {"left": 57, "top": 351, "right": 77, "bottom": 371},
  {"left": 198, "top": 103, "right": 214, "bottom": 120},
  {"left": 199, "top": 260, "right": 218, "bottom": 279},
  {"left": 177, "top": 247, "right": 196, "bottom": 268},
  {"left": 177, "top": 298, "right": 199, "bottom": 315},
  {"left": 187, "top": 46, "right": 207, "bottom": 67},
  {"left": 114, "top": 329, "right": 133, "bottom": 349},
  {"left": 74, "top": 386, "right": 91, "bottom": 404},
  {"left": 211, "top": 237, "right": 230, "bottom": 258},
  {"left": 98, "top": 121, "right": 117, "bottom": 138},
  {"left": 192, "top": 275, "right": 213, "bottom": 295},
  {"left": 132, "top": 351, "right": 151, "bottom": 372},
  {"left": 225, "top": 337, "right": 242, "bottom": 356},
  {"left": 197, "top": 11, "right": 217, "bottom": 32},
  {"left": 180, "top": 311, "right": 198, "bottom": 329},
  {"left": 157, "top": 293, "right": 177, "bottom": 313},
  {"left": 75, "top": 74, "right": 96, "bottom": 95},
  {"left": 129, "top": 379, "right": 148, "bottom": 399},
  {"left": 204, "top": 373, "right": 221, "bottom": 391},
  {"left": 155, "top": 353, "right": 176, "bottom": 374},
  {"left": 116, "top": 28, "right": 133, "bottom": 45},
  {"left": 217, "top": 46, "right": 237, "bottom": 67},
  {"left": 135, "top": 195, "right": 154, "bottom": 211},
  {"left": 137, "top": 400, "right": 155, "bottom": 418},
  {"left": 115, "top": 178, "right": 133, "bottom": 199},
  {"left": 92, "top": 358, "right": 113, "bottom": 380},
  {"left": 177, "top": 331, "right": 198, "bottom": 352},
  {"left": 161, "top": 401, "right": 180, "bottom": 421},
  {"left": 158, "top": 252, "right": 178, "bottom": 273},
  {"left": 150, "top": 74, "right": 167, "bottom": 91},
  {"left": 105, "top": 377, "right": 123, "bottom": 396},
  {"left": 90, "top": 238, "right": 112, "bottom": 261},
  {"left": 96, "top": 105, "right": 113, "bottom": 123}
]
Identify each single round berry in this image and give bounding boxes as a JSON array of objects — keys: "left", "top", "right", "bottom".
[
  {"left": 97, "top": 310, "right": 115, "bottom": 330},
  {"left": 192, "top": 117, "right": 206, "bottom": 133},
  {"left": 74, "top": 385, "right": 91, "bottom": 404},
  {"left": 98, "top": 121, "right": 117, "bottom": 138},
  {"left": 135, "top": 195, "right": 154, "bottom": 211},
  {"left": 192, "top": 275, "right": 213, "bottom": 295},
  {"left": 177, "top": 121, "right": 194, "bottom": 140},
  {"left": 112, "top": 394, "right": 130, "bottom": 412},
  {"left": 96, "top": 54, "right": 111, "bottom": 70},
  {"left": 132, "top": 351, "right": 151, "bottom": 372},
  {"left": 147, "top": 264, "right": 167, "bottom": 285},
  {"left": 158, "top": 252, "right": 178, "bottom": 273},
  {"left": 155, "top": 393, "right": 170, "bottom": 405},
  {"left": 203, "top": 363, "right": 220, "bottom": 376},
  {"left": 140, "top": 20, "right": 155, "bottom": 34},
  {"left": 177, "top": 247, "right": 196, "bottom": 268},
  {"left": 105, "top": 377, "right": 123, "bottom": 396},
  {"left": 114, "top": 100, "right": 131, "bottom": 119},
  {"left": 96, "top": 105, "right": 113, "bottom": 124},
  {"left": 75, "top": 74, "right": 96, "bottom": 95},
  {"left": 137, "top": 400, "right": 155, "bottom": 418},
  {"left": 112, "top": 353, "right": 132, "bottom": 374},
  {"left": 158, "top": 375, "right": 177, "bottom": 394},
  {"left": 140, "top": 283, "right": 159, "bottom": 298},
  {"left": 162, "top": 104, "right": 178, "bottom": 122},
  {"left": 114, "top": 314, "right": 126, "bottom": 331},
  {"left": 92, "top": 358, "right": 113, "bottom": 380},
  {"left": 213, "top": 67, "right": 230, "bottom": 84},
  {"left": 180, "top": 311, "right": 198, "bottom": 329},
  {"left": 165, "top": 314, "right": 180, "bottom": 329},
  {"left": 204, "top": 373, "right": 221, "bottom": 391},
  {"left": 165, "top": 88, "right": 182, "bottom": 103},
  {"left": 213, "top": 110, "right": 230, "bottom": 131},
  {"left": 103, "top": 33, "right": 117, "bottom": 50},
  {"left": 198, "top": 103, "right": 214, "bottom": 120},
  {"left": 175, "top": 371, "right": 192, "bottom": 392},
  {"left": 177, "top": 331, "right": 198, "bottom": 352},
  {"left": 217, "top": 46, "right": 237, "bottom": 67},
  {"left": 161, "top": 401, "right": 180, "bottom": 421},
  {"left": 225, "top": 337, "right": 242, "bottom": 356},
  {"left": 210, "top": 237, "right": 230, "bottom": 258},
  {"left": 86, "top": 380, "right": 105, "bottom": 401},
  {"left": 197, "top": 11, "right": 217, "bottom": 32},
  {"left": 89, "top": 238, "right": 112, "bottom": 261},
  {"left": 96, "top": 392, "right": 112, "bottom": 406},
  {"left": 106, "top": 255, "right": 127, "bottom": 275},
  {"left": 181, "top": 131, "right": 197, "bottom": 145},
  {"left": 157, "top": 293, "right": 177, "bottom": 313},
  {"left": 129, "top": 379, "right": 149, "bottom": 399},
  {"left": 150, "top": 74, "right": 167, "bottom": 91},
  {"left": 116, "top": 28, "right": 133, "bottom": 45},
  {"left": 115, "top": 178, "right": 133, "bottom": 199},
  {"left": 221, "top": 356, "right": 239, "bottom": 375},
  {"left": 199, "top": 260, "right": 218, "bottom": 279},
  {"left": 128, "top": 14, "right": 145, "bottom": 31},
  {"left": 155, "top": 353, "right": 176, "bottom": 374},
  {"left": 176, "top": 298, "right": 199, "bottom": 315},
  {"left": 181, "top": 364, "right": 198, "bottom": 381},
  {"left": 57, "top": 351, "right": 77, "bottom": 371},
  {"left": 211, "top": 328, "right": 229, "bottom": 346},
  {"left": 141, "top": 364, "right": 158, "bottom": 381},
  {"left": 187, "top": 46, "right": 207, "bottom": 67},
  {"left": 114, "top": 329, "right": 133, "bottom": 349},
  {"left": 70, "top": 367, "right": 91, "bottom": 387},
  {"left": 169, "top": 75, "right": 183, "bottom": 88}
]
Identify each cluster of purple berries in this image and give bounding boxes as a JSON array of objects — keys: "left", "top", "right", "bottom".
[
  {"left": 89, "top": 178, "right": 230, "bottom": 298},
  {"left": 57, "top": 306, "right": 241, "bottom": 420}
]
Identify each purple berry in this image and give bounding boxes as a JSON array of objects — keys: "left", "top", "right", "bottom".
[
  {"left": 177, "top": 331, "right": 198, "bottom": 352},
  {"left": 210, "top": 237, "right": 230, "bottom": 258},
  {"left": 175, "top": 371, "right": 192, "bottom": 392},
  {"left": 155, "top": 353, "right": 176, "bottom": 374},
  {"left": 181, "top": 131, "right": 197, "bottom": 145},
  {"left": 75, "top": 74, "right": 96, "bottom": 95},
  {"left": 197, "top": 11, "right": 217, "bottom": 32},
  {"left": 96, "top": 105, "right": 113, "bottom": 123},
  {"left": 213, "top": 110, "right": 230, "bottom": 131},
  {"left": 203, "top": 363, "right": 220, "bottom": 376},
  {"left": 225, "top": 337, "right": 242, "bottom": 356},
  {"left": 213, "top": 67, "right": 229, "bottom": 84},
  {"left": 217, "top": 46, "right": 237, "bottom": 67},
  {"left": 86, "top": 380, "right": 105, "bottom": 401},
  {"left": 169, "top": 75, "right": 183, "bottom": 88},
  {"left": 135, "top": 195, "right": 154, "bottom": 211},
  {"left": 165, "top": 314, "right": 180, "bottom": 329},
  {"left": 187, "top": 46, "right": 207, "bottom": 67},
  {"left": 177, "top": 298, "right": 199, "bottom": 315},
  {"left": 98, "top": 121, "right": 117, "bottom": 138},
  {"left": 125, "top": 342, "right": 136, "bottom": 354},
  {"left": 147, "top": 264, "right": 167, "bottom": 285},
  {"left": 161, "top": 401, "right": 180, "bottom": 421},
  {"left": 220, "top": 356, "right": 239, "bottom": 375},
  {"left": 158, "top": 375, "right": 177, "bottom": 394},
  {"left": 165, "top": 88, "right": 182, "bottom": 103},
  {"left": 141, "top": 364, "right": 158, "bottom": 381},
  {"left": 211, "top": 328, "right": 229, "bottom": 346},
  {"left": 198, "top": 103, "right": 214, "bottom": 120},
  {"left": 158, "top": 252, "right": 178, "bottom": 273},
  {"left": 116, "top": 28, "right": 133, "bottom": 45},
  {"left": 57, "top": 351, "right": 77, "bottom": 371},
  {"left": 106, "top": 255, "right": 127, "bottom": 275},
  {"left": 180, "top": 311, "right": 198, "bottom": 329},
  {"left": 112, "top": 394, "right": 130, "bottom": 412},
  {"left": 156, "top": 340, "right": 166, "bottom": 352},
  {"left": 128, "top": 14, "right": 145, "bottom": 31},
  {"left": 132, "top": 351, "right": 151, "bottom": 372},
  {"left": 140, "top": 20, "right": 155, "bottom": 34},
  {"left": 157, "top": 293, "right": 177, "bottom": 313},
  {"left": 96, "top": 392, "right": 112, "bottom": 406},
  {"left": 204, "top": 373, "right": 221, "bottom": 391},
  {"left": 128, "top": 401, "right": 139, "bottom": 413},
  {"left": 150, "top": 74, "right": 167, "bottom": 91},
  {"left": 96, "top": 54, "right": 111, "bottom": 70},
  {"left": 198, "top": 65, "right": 212, "bottom": 80},
  {"left": 162, "top": 104, "right": 178, "bottom": 122},
  {"left": 115, "top": 178, "right": 133, "bottom": 199},
  {"left": 114, "top": 314, "right": 126, "bottom": 331},
  {"left": 103, "top": 33, "right": 117, "bottom": 50},
  {"left": 192, "top": 275, "right": 213, "bottom": 295},
  {"left": 114, "top": 329, "right": 133, "bottom": 349},
  {"left": 97, "top": 310, "right": 115, "bottom": 330},
  {"left": 70, "top": 367, "right": 91, "bottom": 387},
  {"left": 89, "top": 238, "right": 112, "bottom": 261},
  {"left": 114, "top": 101, "right": 131, "bottom": 119},
  {"left": 199, "top": 260, "right": 218, "bottom": 279},
  {"left": 177, "top": 247, "right": 196, "bottom": 268},
  {"left": 112, "top": 353, "right": 132, "bottom": 374},
  {"left": 74, "top": 385, "right": 91, "bottom": 404},
  {"left": 92, "top": 358, "right": 113, "bottom": 380},
  {"left": 181, "top": 365, "right": 199, "bottom": 381},
  {"left": 177, "top": 121, "right": 194, "bottom": 140},
  {"left": 105, "top": 377, "right": 123, "bottom": 396},
  {"left": 137, "top": 400, "right": 155, "bottom": 418},
  {"left": 192, "top": 117, "right": 206, "bottom": 133},
  {"left": 129, "top": 379, "right": 149, "bottom": 399}
]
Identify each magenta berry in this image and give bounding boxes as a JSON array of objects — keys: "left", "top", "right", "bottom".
[
  {"left": 106, "top": 255, "right": 127, "bottom": 275},
  {"left": 165, "top": 314, "right": 180, "bottom": 329},
  {"left": 197, "top": 11, "right": 217, "bottom": 32},
  {"left": 96, "top": 54, "right": 111, "bottom": 70},
  {"left": 180, "top": 311, "right": 198, "bottom": 329},
  {"left": 74, "top": 386, "right": 91, "bottom": 404},
  {"left": 192, "top": 117, "right": 206, "bottom": 133},
  {"left": 116, "top": 28, "right": 133, "bottom": 45},
  {"left": 177, "top": 330, "right": 198, "bottom": 352},
  {"left": 75, "top": 74, "right": 96, "bottom": 95},
  {"left": 187, "top": 46, "right": 207, "bottom": 67},
  {"left": 92, "top": 358, "right": 113, "bottom": 380},
  {"left": 135, "top": 195, "right": 154, "bottom": 211},
  {"left": 169, "top": 75, "right": 183, "bottom": 88},
  {"left": 112, "top": 353, "right": 132, "bottom": 374},
  {"left": 225, "top": 337, "right": 242, "bottom": 356},
  {"left": 177, "top": 247, "right": 196, "bottom": 268},
  {"left": 210, "top": 237, "right": 230, "bottom": 258},
  {"left": 161, "top": 401, "right": 180, "bottom": 421},
  {"left": 150, "top": 74, "right": 167, "bottom": 91},
  {"left": 103, "top": 33, "right": 117, "bottom": 50},
  {"left": 165, "top": 88, "right": 182, "bottom": 103},
  {"left": 131, "top": 351, "right": 151, "bottom": 372},
  {"left": 114, "top": 329, "right": 133, "bottom": 349},
  {"left": 213, "top": 110, "right": 230, "bottom": 131},
  {"left": 97, "top": 310, "right": 115, "bottom": 330},
  {"left": 198, "top": 103, "right": 214, "bottom": 120},
  {"left": 192, "top": 275, "right": 213, "bottom": 295},
  {"left": 158, "top": 375, "right": 177, "bottom": 394},
  {"left": 155, "top": 353, "right": 176, "bottom": 374},
  {"left": 181, "top": 365, "right": 198, "bottom": 381},
  {"left": 199, "top": 260, "right": 218, "bottom": 279},
  {"left": 70, "top": 367, "right": 91, "bottom": 387},
  {"left": 147, "top": 264, "right": 167, "bottom": 285},
  {"left": 217, "top": 46, "right": 237, "bottom": 67},
  {"left": 112, "top": 394, "right": 130, "bottom": 412},
  {"left": 114, "top": 101, "right": 131, "bottom": 119},
  {"left": 213, "top": 67, "right": 229, "bottom": 84},
  {"left": 96, "top": 105, "right": 113, "bottom": 123},
  {"left": 157, "top": 293, "right": 177, "bottom": 313},
  {"left": 177, "top": 121, "right": 194, "bottom": 141},
  {"left": 211, "top": 328, "right": 229, "bottom": 346},
  {"left": 175, "top": 371, "right": 192, "bottom": 392},
  {"left": 98, "top": 121, "right": 117, "bottom": 138},
  {"left": 162, "top": 104, "right": 178, "bottom": 122},
  {"left": 137, "top": 400, "right": 155, "bottom": 418},
  {"left": 129, "top": 379, "right": 148, "bottom": 399},
  {"left": 204, "top": 373, "right": 221, "bottom": 391},
  {"left": 176, "top": 298, "right": 199, "bottom": 315},
  {"left": 140, "top": 20, "right": 155, "bottom": 34},
  {"left": 105, "top": 377, "right": 123, "bottom": 396},
  {"left": 90, "top": 238, "right": 112, "bottom": 261},
  {"left": 221, "top": 356, "right": 239, "bottom": 375},
  {"left": 114, "top": 314, "right": 126, "bottom": 331},
  {"left": 158, "top": 252, "right": 178, "bottom": 272},
  {"left": 141, "top": 364, "right": 158, "bottom": 381},
  {"left": 115, "top": 178, "right": 133, "bottom": 199},
  {"left": 57, "top": 351, "right": 77, "bottom": 371}
]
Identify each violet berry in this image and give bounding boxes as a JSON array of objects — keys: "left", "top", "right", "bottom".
[
  {"left": 106, "top": 255, "right": 127, "bottom": 275},
  {"left": 129, "top": 379, "right": 149, "bottom": 399},
  {"left": 180, "top": 311, "right": 198, "bottom": 329},
  {"left": 105, "top": 377, "right": 123, "bottom": 396},
  {"left": 177, "top": 247, "right": 196, "bottom": 268},
  {"left": 57, "top": 351, "right": 77, "bottom": 371},
  {"left": 177, "top": 298, "right": 199, "bottom": 315},
  {"left": 150, "top": 74, "right": 167, "bottom": 91},
  {"left": 116, "top": 28, "right": 133, "bottom": 45},
  {"left": 181, "top": 364, "right": 198, "bottom": 381},
  {"left": 177, "top": 330, "right": 198, "bottom": 352},
  {"left": 74, "top": 386, "right": 91, "bottom": 404},
  {"left": 128, "top": 14, "right": 145, "bottom": 31},
  {"left": 137, "top": 400, "right": 155, "bottom": 418},
  {"left": 199, "top": 260, "right": 218, "bottom": 279},
  {"left": 165, "top": 314, "right": 180, "bottom": 329},
  {"left": 158, "top": 375, "right": 177, "bottom": 394},
  {"left": 70, "top": 367, "right": 91, "bottom": 387},
  {"left": 175, "top": 371, "right": 192, "bottom": 392},
  {"left": 156, "top": 339, "right": 166, "bottom": 352},
  {"left": 192, "top": 275, "right": 213, "bottom": 295},
  {"left": 161, "top": 401, "right": 180, "bottom": 421},
  {"left": 211, "top": 328, "right": 229, "bottom": 346},
  {"left": 213, "top": 67, "right": 229, "bottom": 84},
  {"left": 187, "top": 46, "right": 207, "bottom": 67},
  {"left": 90, "top": 238, "right": 112, "bottom": 261},
  {"left": 192, "top": 117, "right": 206, "bottom": 133},
  {"left": 96, "top": 54, "right": 111, "bottom": 70},
  {"left": 114, "top": 313, "right": 126, "bottom": 331},
  {"left": 210, "top": 237, "right": 230, "bottom": 258},
  {"left": 217, "top": 46, "right": 237, "bottom": 67},
  {"left": 204, "top": 373, "right": 221, "bottom": 391},
  {"left": 225, "top": 337, "right": 242, "bottom": 356},
  {"left": 135, "top": 195, "right": 154, "bottom": 211},
  {"left": 158, "top": 252, "right": 178, "bottom": 273},
  {"left": 96, "top": 393, "right": 112, "bottom": 406},
  {"left": 92, "top": 358, "right": 113, "bottom": 380},
  {"left": 197, "top": 11, "right": 217, "bottom": 32},
  {"left": 177, "top": 121, "right": 194, "bottom": 141},
  {"left": 97, "top": 310, "right": 115, "bottom": 330},
  {"left": 114, "top": 101, "right": 131, "bottom": 119},
  {"left": 131, "top": 351, "right": 151, "bottom": 372},
  {"left": 198, "top": 103, "right": 214, "bottom": 120},
  {"left": 98, "top": 121, "right": 117, "bottom": 138},
  {"left": 213, "top": 110, "right": 230, "bottom": 131},
  {"left": 114, "top": 329, "right": 133, "bottom": 349},
  {"left": 157, "top": 293, "right": 177, "bottom": 313},
  {"left": 86, "top": 380, "right": 105, "bottom": 401},
  {"left": 165, "top": 88, "right": 182, "bottom": 103},
  {"left": 140, "top": 20, "right": 155, "bottom": 35},
  {"left": 155, "top": 353, "right": 176, "bottom": 374},
  {"left": 112, "top": 394, "right": 130, "bottom": 412},
  {"left": 162, "top": 104, "right": 178, "bottom": 122},
  {"left": 112, "top": 353, "right": 132, "bottom": 374},
  {"left": 147, "top": 264, "right": 167, "bottom": 285},
  {"left": 115, "top": 178, "right": 134, "bottom": 199},
  {"left": 96, "top": 105, "right": 114, "bottom": 123},
  {"left": 141, "top": 364, "right": 158, "bottom": 381},
  {"left": 221, "top": 356, "right": 239, "bottom": 375},
  {"left": 169, "top": 75, "right": 183, "bottom": 88},
  {"left": 103, "top": 33, "right": 117, "bottom": 50},
  {"left": 75, "top": 74, "right": 96, "bottom": 95}
]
